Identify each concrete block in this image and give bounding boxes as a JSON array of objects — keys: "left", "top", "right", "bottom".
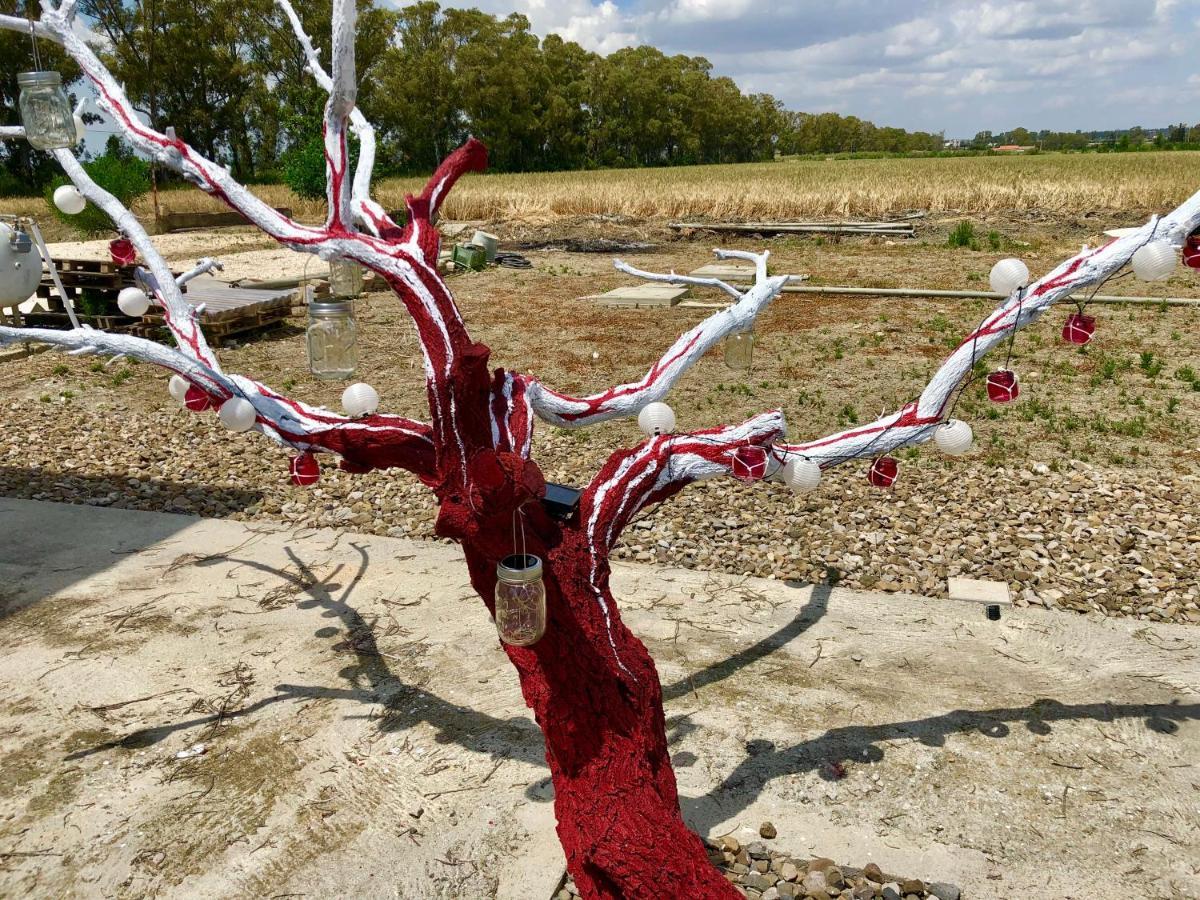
[
  {"left": 690, "top": 263, "right": 757, "bottom": 281},
  {"left": 947, "top": 577, "right": 1011, "bottom": 605},
  {"left": 585, "top": 283, "right": 689, "bottom": 308}
]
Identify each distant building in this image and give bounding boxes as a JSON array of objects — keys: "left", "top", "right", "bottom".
[{"left": 994, "top": 144, "right": 1035, "bottom": 152}]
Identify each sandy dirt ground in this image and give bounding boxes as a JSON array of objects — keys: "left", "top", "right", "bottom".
[{"left": 1, "top": 499, "right": 1197, "bottom": 899}]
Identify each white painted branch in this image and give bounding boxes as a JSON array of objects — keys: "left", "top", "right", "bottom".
[
  {"left": 176, "top": 258, "right": 223, "bottom": 286},
  {"left": 0, "top": 322, "right": 434, "bottom": 466},
  {"left": 775, "top": 188, "right": 1200, "bottom": 469},
  {"left": 527, "top": 250, "right": 788, "bottom": 427},
  {"left": 714, "top": 247, "right": 769, "bottom": 283},
  {"left": 0, "top": 4, "right": 326, "bottom": 253},
  {"left": 0, "top": 126, "right": 25, "bottom": 139},
  {"left": 583, "top": 410, "right": 787, "bottom": 555},
  {"left": 320, "top": 0, "right": 357, "bottom": 233},
  {"left": 274, "top": 0, "right": 394, "bottom": 236},
  {"left": 0, "top": 12, "right": 54, "bottom": 41},
  {"left": 615, "top": 258, "right": 743, "bottom": 300},
  {"left": 51, "top": 149, "right": 221, "bottom": 371}
]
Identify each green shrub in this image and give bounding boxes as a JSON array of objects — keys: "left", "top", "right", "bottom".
[
  {"left": 46, "top": 153, "right": 150, "bottom": 236},
  {"left": 0, "top": 167, "right": 27, "bottom": 198},
  {"left": 947, "top": 220, "right": 979, "bottom": 249},
  {"left": 283, "top": 137, "right": 328, "bottom": 200}
]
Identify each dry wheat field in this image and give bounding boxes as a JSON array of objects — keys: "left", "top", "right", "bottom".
[{"left": 5, "top": 150, "right": 1200, "bottom": 229}]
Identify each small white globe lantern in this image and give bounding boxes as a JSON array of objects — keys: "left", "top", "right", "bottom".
[
  {"left": 934, "top": 419, "right": 973, "bottom": 455},
  {"left": 780, "top": 456, "right": 821, "bottom": 493},
  {"left": 218, "top": 397, "right": 257, "bottom": 432},
  {"left": 989, "top": 258, "right": 1030, "bottom": 296},
  {"left": 117, "top": 286, "right": 150, "bottom": 317},
  {"left": 168, "top": 374, "right": 190, "bottom": 403},
  {"left": 1131, "top": 240, "right": 1176, "bottom": 281},
  {"left": 637, "top": 401, "right": 675, "bottom": 436},
  {"left": 342, "top": 382, "right": 380, "bottom": 417},
  {"left": 52, "top": 184, "right": 86, "bottom": 215}
]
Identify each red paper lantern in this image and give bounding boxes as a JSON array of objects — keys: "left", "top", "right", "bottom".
[
  {"left": 1061, "top": 313, "right": 1095, "bottom": 345},
  {"left": 868, "top": 456, "right": 899, "bottom": 488},
  {"left": 109, "top": 238, "right": 136, "bottom": 266},
  {"left": 1183, "top": 234, "right": 1200, "bottom": 270},
  {"left": 184, "top": 385, "right": 213, "bottom": 412},
  {"left": 289, "top": 452, "right": 320, "bottom": 486},
  {"left": 731, "top": 445, "right": 768, "bottom": 482},
  {"left": 986, "top": 369, "right": 1020, "bottom": 403}
]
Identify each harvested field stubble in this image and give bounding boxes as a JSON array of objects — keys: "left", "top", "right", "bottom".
[{"left": 5, "top": 152, "right": 1200, "bottom": 234}]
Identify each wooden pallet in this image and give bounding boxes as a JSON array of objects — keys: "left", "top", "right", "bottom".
[
  {"left": 139, "top": 280, "right": 296, "bottom": 346},
  {"left": 36, "top": 257, "right": 184, "bottom": 321},
  {"left": 21, "top": 310, "right": 138, "bottom": 331}
]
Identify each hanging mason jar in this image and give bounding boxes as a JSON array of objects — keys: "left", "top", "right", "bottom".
[
  {"left": 494, "top": 554, "right": 547, "bottom": 647},
  {"left": 329, "top": 259, "right": 363, "bottom": 298},
  {"left": 18, "top": 71, "right": 77, "bottom": 151},
  {"left": 306, "top": 299, "right": 358, "bottom": 380},
  {"left": 724, "top": 328, "right": 754, "bottom": 371}
]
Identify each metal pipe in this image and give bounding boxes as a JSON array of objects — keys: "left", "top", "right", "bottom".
[
  {"left": 28, "top": 219, "right": 80, "bottom": 328},
  {"left": 776, "top": 284, "right": 1200, "bottom": 307}
]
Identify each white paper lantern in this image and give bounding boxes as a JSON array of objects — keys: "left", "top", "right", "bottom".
[
  {"left": 1131, "top": 240, "right": 1176, "bottom": 282},
  {"left": 780, "top": 456, "right": 822, "bottom": 493},
  {"left": 342, "top": 382, "right": 380, "bottom": 417},
  {"left": 218, "top": 397, "right": 257, "bottom": 432},
  {"left": 933, "top": 419, "right": 973, "bottom": 455},
  {"left": 989, "top": 258, "right": 1030, "bottom": 295},
  {"left": 168, "top": 374, "right": 190, "bottom": 403},
  {"left": 117, "top": 286, "right": 150, "bottom": 317},
  {"left": 72, "top": 113, "right": 86, "bottom": 144},
  {"left": 637, "top": 401, "right": 675, "bottom": 436},
  {"left": 52, "top": 184, "right": 85, "bottom": 215}
]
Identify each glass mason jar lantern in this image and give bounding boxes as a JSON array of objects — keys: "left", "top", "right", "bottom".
[
  {"left": 306, "top": 299, "right": 358, "bottom": 380},
  {"left": 494, "top": 554, "right": 547, "bottom": 647},
  {"left": 18, "top": 71, "right": 77, "bottom": 151},
  {"left": 724, "top": 329, "right": 754, "bottom": 371},
  {"left": 329, "top": 259, "right": 363, "bottom": 298}
]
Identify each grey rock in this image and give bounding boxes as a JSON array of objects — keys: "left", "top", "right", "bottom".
[{"left": 927, "top": 884, "right": 960, "bottom": 900}]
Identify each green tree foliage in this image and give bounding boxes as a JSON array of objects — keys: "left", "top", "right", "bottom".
[
  {"left": 12, "top": 0, "right": 1198, "bottom": 194},
  {"left": 0, "top": 0, "right": 84, "bottom": 195},
  {"left": 45, "top": 150, "right": 149, "bottom": 234}
]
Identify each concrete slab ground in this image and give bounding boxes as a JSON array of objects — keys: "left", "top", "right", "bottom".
[
  {"left": 0, "top": 498, "right": 1197, "bottom": 899},
  {"left": 583, "top": 283, "right": 689, "bottom": 307}
]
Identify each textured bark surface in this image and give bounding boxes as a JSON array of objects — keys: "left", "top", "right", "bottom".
[{"left": 457, "top": 513, "right": 738, "bottom": 900}]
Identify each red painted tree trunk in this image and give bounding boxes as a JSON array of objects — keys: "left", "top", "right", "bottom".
[{"left": 458, "top": 530, "right": 738, "bottom": 900}]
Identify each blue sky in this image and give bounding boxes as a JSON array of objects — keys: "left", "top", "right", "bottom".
[{"left": 431, "top": 0, "right": 1200, "bottom": 137}]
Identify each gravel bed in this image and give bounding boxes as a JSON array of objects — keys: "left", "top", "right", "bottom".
[
  {"left": 2, "top": 397, "right": 1197, "bottom": 626},
  {"left": 554, "top": 829, "right": 960, "bottom": 899}
]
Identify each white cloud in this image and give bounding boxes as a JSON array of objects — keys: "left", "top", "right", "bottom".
[{"left": 421, "top": 0, "right": 1200, "bottom": 135}]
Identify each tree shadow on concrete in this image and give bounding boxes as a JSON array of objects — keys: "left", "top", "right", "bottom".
[
  {"left": 680, "top": 696, "right": 1200, "bottom": 835},
  {"left": 60, "top": 551, "right": 1200, "bottom": 836},
  {"left": 66, "top": 542, "right": 544, "bottom": 768},
  {"left": 661, "top": 582, "right": 831, "bottom": 703},
  {"left": 0, "top": 476, "right": 261, "bottom": 618}
]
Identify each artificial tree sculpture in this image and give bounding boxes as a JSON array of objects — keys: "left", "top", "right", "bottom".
[{"left": 3, "top": 2, "right": 1200, "bottom": 897}]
